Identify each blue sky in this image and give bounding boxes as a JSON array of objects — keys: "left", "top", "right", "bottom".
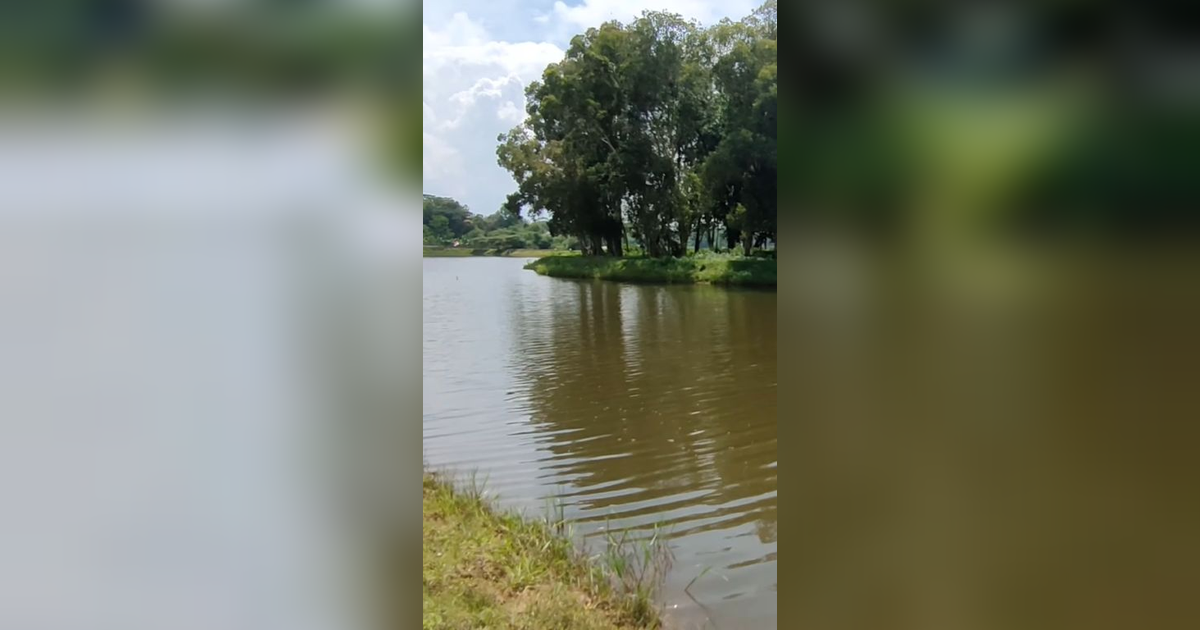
[{"left": 422, "top": 0, "right": 759, "bottom": 217}]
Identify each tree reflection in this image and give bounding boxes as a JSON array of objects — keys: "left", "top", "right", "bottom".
[{"left": 508, "top": 278, "right": 777, "bottom": 547}]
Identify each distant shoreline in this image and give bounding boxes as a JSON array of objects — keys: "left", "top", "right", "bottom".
[
  {"left": 423, "top": 248, "right": 577, "bottom": 258},
  {"left": 524, "top": 254, "right": 776, "bottom": 287}
]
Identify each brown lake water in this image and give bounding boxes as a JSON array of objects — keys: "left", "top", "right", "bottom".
[{"left": 423, "top": 257, "right": 777, "bottom": 629}]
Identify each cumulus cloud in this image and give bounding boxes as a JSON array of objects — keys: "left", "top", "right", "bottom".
[
  {"left": 422, "top": 132, "right": 461, "bottom": 189},
  {"left": 497, "top": 101, "right": 524, "bottom": 123},
  {"left": 422, "top": 12, "right": 563, "bottom": 213},
  {"left": 549, "top": 0, "right": 755, "bottom": 30}
]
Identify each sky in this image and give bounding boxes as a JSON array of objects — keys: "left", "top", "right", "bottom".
[{"left": 422, "top": 0, "right": 760, "bottom": 217}]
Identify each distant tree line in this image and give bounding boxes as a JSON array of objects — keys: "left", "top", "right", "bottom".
[
  {"left": 423, "top": 194, "right": 571, "bottom": 251},
  {"left": 496, "top": 1, "right": 776, "bottom": 258}
]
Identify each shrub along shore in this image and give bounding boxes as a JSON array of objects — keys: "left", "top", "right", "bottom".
[
  {"left": 524, "top": 254, "right": 777, "bottom": 287},
  {"left": 423, "top": 472, "right": 665, "bottom": 629}
]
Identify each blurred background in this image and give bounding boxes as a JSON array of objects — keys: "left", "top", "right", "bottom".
[
  {"left": 0, "top": 1, "right": 421, "bottom": 629},
  {"left": 4, "top": 1, "right": 1199, "bottom": 628},
  {"left": 782, "top": 3, "right": 1200, "bottom": 630},
  {"left": 0, "top": 0, "right": 419, "bottom": 175},
  {"left": 785, "top": 1, "right": 1198, "bottom": 239}
]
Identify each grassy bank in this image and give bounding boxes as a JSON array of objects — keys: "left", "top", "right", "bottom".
[
  {"left": 524, "top": 253, "right": 776, "bottom": 287},
  {"left": 423, "top": 472, "right": 666, "bottom": 629},
  {"left": 423, "top": 247, "right": 577, "bottom": 258}
]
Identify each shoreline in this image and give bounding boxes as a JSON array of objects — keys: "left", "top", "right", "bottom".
[
  {"left": 524, "top": 255, "right": 777, "bottom": 287},
  {"left": 423, "top": 471, "right": 665, "bottom": 629},
  {"left": 423, "top": 248, "right": 577, "bottom": 258}
]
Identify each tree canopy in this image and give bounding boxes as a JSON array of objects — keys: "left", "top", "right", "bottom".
[
  {"left": 497, "top": 1, "right": 777, "bottom": 257},
  {"left": 423, "top": 194, "right": 566, "bottom": 251}
]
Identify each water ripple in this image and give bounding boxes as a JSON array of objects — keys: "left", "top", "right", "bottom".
[{"left": 423, "top": 258, "right": 776, "bottom": 627}]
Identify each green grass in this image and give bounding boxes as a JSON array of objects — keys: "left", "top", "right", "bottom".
[
  {"left": 423, "top": 471, "right": 669, "bottom": 630},
  {"left": 505, "top": 249, "right": 580, "bottom": 258},
  {"left": 423, "top": 247, "right": 578, "bottom": 258},
  {"left": 524, "top": 252, "right": 776, "bottom": 286}
]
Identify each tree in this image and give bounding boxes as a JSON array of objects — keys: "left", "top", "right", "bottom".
[
  {"left": 496, "top": 2, "right": 777, "bottom": 258},
  {"left": 422, "top": 195, "right": 473, "bottom": 241},
  {"left": 428, "top": 215, "right": 452, "bottom": 244},
  {"left": 424, "top": 193, "right": 570, "bottom": 251},
  {"left": 703, "top": 6, "right": 776, "bottom": 254}
]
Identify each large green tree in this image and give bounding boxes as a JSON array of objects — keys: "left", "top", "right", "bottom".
[
  {"left": 704, "top": 2, "right": 776, "bottom": 253},
  {"left": 497, "top": 2, "right": 777, "bottom": 258}
]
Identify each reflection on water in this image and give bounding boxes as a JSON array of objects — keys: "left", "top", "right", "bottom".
[{"left": 423, "top": 257, "right": 776, "bottom": 628}]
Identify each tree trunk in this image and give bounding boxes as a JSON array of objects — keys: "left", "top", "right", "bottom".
[
  {"left": 642, "top": 228, "right": 661, "bottom": 258},
  {"left": 607, "top": 232, "right": 622, "bottom": 258},
  {"left": 742, "top": 231, "right": 753, "bottom": 257}
]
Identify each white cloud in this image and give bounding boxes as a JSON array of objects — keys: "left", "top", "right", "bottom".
[
  {"left": 423, "top": 12, "right": 563, "bottom": 213},
  {"left": 497, "top": 101, "right": 524, "bottom": 123},
  {"left": 422, "top": 132, "right": 461, "bottom": 186},
  {"left": 423, "top": 11, "right": 489, "bottom": 49},
  {"left": 422, "top": 13, "right": 562, "bottom": 80},
  {"left": 450, "top": 76, "right": 522, "bottom": 110},
  {"left": 549, "top": 0, "right": 754, "bottom": 30}
]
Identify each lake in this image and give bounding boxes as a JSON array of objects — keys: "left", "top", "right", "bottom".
[{"left": 423, "top": 257, "right": 777, "bottom": 629}]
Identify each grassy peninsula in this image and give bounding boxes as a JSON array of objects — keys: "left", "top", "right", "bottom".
[
  {"left": 524, "top": 253, "right": 776, "bottom": 287},
  {"left": 423, "top": 472, "right": 666, "bottom": 630},
  {"left": 423, "top": 247, "right": 577, "bottom": 258}
]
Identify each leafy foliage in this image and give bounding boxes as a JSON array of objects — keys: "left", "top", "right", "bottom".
[
  {"left": 497, "top": 2, "right": 777, "bottom": 257},
  {"left": 423, "top": 194, "right": 571, "bottom": 250}
]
